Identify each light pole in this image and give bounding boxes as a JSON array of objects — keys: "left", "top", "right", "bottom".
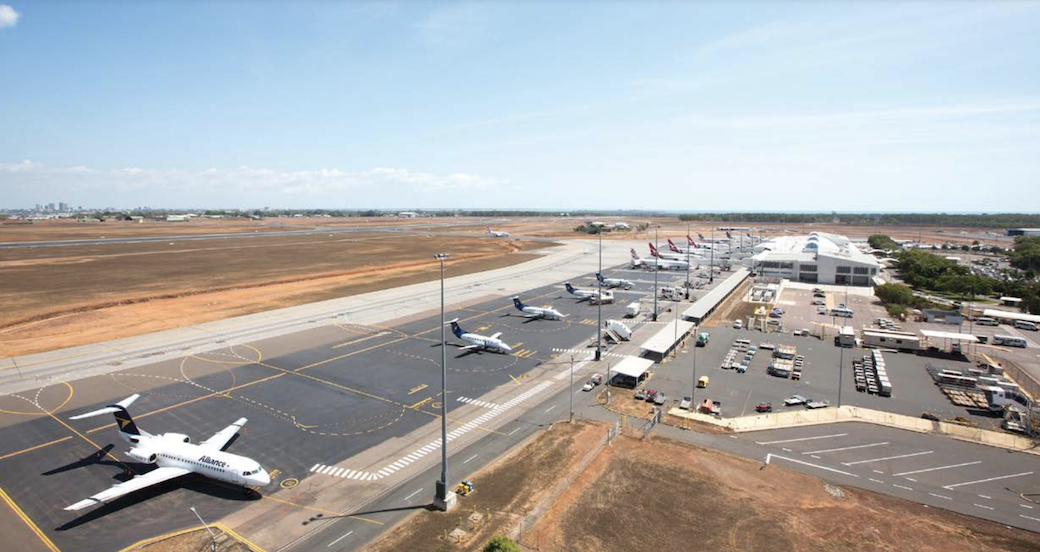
[
  {"left": 673, "top": 299, "right": 679, "bottom": 357},
  {"left": 596, "top": 229, "right": 602, "bottom": 361},
  {"left": 569, "top": 354, "right": 575, "bottom": 422},
  {"left": 685, "top": 223, "right": 691, "bottom": 299},
  {"left": 653, "top": 225, "right": 660, "bottom": 321},
  {"left": 709, "top": 227, "right": 715, "bottom": 283},
  {"left": 838, "top": 334, "right": 845, "bottom": 408},
  {"left": 190, "top": 506, "right": 218, "bottom": 552},
  {"left": 691, "top": 328, "right": 698, "bottom": 405},
  {"left": 434, "top": 253, "right": 455, "bottom": 511}
]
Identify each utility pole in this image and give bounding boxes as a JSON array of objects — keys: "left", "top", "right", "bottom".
[
  {"left": 653, "top": 225, "right": 660, "bottom": 321},
  {"left": 691, "top": 328, "right": 698, "bottom": 405},
  {"left": 596, "top": 229, "right": 602, "bottom": 361},
  {"left": 673, "top": 299, "right": 679, "bottom": 357},
  {"left": 709, "top": 227, "right": 715, "bottom": 283},
  {"left": 434, "top": 253, "right": 455, "bottom": 512},
  {"left": 190, "top": 507, "right": 218, "bottom": 552},
  {"left": 569, "top": 354, "right": 575, "bottom": 422},
  {"left": 685, "top": 223, "right": 691, "bottom": 299}
]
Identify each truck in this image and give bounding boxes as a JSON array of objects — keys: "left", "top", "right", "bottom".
[
  {"left": 606, "top": 319, "right": 633, "bottom": 341},
  {"left": 591, "top": 290, "right": 614, "bottom": 305},
  {"left": 696, "top": 332, "right": 710, "bottom": 347},
  {"left": 626, "top": 302, "right": 641, "bottom": 318}
]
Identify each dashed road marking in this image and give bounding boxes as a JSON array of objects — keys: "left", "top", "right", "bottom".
[
  {"left": 508, "top": 427, "right": 521, "bottom": 436},
  {"left": 463, "top": 454, "right": 478, "bottom": 464},
  {"left": 404, "top": 488, "right": 424, "bottom": 501},
  {"left": 974, "top": 503, "right": 995, "bottom": 511},
  {"left": 978, "top": 494, "right": 992, "bottom": 500},
  {"left": 328, "top": 531, "right": 353, "bottom": 547},
  {"left": 1023, "top": 514, "right": 1040, "bottom": 522},
  {"left": 764, "top": 453, "right": 858, "bottom": 477},
  {"left": 1022, "top": 504, "right": 1035, "bottom": 509},
  {"left": 869, "top": 478, "right": 884, "bottom": 484},
  {"left": 904, "top": 477, "right": 917, "bottom": 482},
  {"left": 929, "top": 493, "right": 953, "bottom": 501},
  {"left": 544, "top": 404, "right": 557, "bottom": 413},
  {"left": 893, "top": 484, "right": 914, "bottom": 491}
]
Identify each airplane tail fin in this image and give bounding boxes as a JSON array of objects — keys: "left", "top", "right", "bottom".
[
  {"left": 448, "top": 318, "right": 464, "bottom": 338},
  {"left": 596, "top": 272, "right": 605, "bottom": 282},
  {"left": 630, "top": 249, "right": 638, "bottom": 260},
  {"left": 649, "top": 243, "right": 660, "bottom": 257},
  {"left": 70, "top": 394, "right": 144, "bottom": 436},
  {"left": 668, "top": 239, "right": 681, "bottom": 253},
  {"left": 512, "top": 296, "right": 526, "bottom": 311},
  {"left": 565, "top": 282, "right": 576, "bottom": 294},
  {"left": 687, "top": 235, "right": 695, "bottom": 246}
]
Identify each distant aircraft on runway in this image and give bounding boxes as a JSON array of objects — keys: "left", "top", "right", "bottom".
[
  {"left": 596, "top": 272, "right": 633, "bottom": 290},
  {"left": 512, "top": 297, "right": 565, "bottom": 320},
  {"left": 449, "top": 319, "right": 513, "bottom": 353},
  {"left": 64, "top": 394, "right": 269, "bottom": 511},
  {"left": 487, "top": 227, "right": 510, "bottom": 238}
]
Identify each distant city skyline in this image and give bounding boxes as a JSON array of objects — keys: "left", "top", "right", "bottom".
[{"left": 2, "top": 2, "right": 1039, "bottom": 211}]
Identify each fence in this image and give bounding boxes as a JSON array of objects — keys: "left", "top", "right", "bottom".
[{"left": 994, "top": 355, "right": 1040, "bottom": 402}]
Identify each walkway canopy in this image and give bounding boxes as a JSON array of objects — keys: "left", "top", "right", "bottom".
[
  {"left": 640, "top": 320, "right": 695, "bottom": 358},
  {"left": 982, "top": 309, "right": 1040, "bottom": 324},
  {"left": 683, "top": 268, "right": 749, "bottom": 322},
  {"left": 920, "top": 329, "right": 979, "bottom": 342}
]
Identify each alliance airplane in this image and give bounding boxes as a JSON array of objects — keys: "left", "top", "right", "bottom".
[
  {"left": 512, "top": 297, "right": 565, "bottom": 320},
  {"left": 596, "top": 272, "right": 633, "bottom": 290},
  {"left": 487, "top": 227, "right": 510, "bottom": 238},
  {"left": 564, "top": 282, "right": 609, "bottom": 302},
  {"left": 449, "top": 319, "right": 512, "bottom": 353},
  {"left": 64, "top": 394, "right": 269, "bottom": 511}
]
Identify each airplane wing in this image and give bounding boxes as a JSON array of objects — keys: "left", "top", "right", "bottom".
[
  {"left": 64, "top": 466, "right": 191, "bottom": 511},
  {"left": 459, "top": 344, "right": 481, "bottom": 351},
  {"left": 199, "top": 417, "right": 248, "bottom": 451},
  {"left": 489, "top": 332, "right": 503, "bottom": 340}
]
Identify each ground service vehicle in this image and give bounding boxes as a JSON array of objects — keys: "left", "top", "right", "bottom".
[
  {"left": 976, "top": 317, "right": 999, "bottom": 326},
  {"left": 994, "top": 335, "right": 1027, "bottom": 348},
  {"left": 784, "top": 394, "right": 808, "bottom": 406},
  {"left": 698, "top": 376, "right": 710, "bottom": 388},
  {"left": 1014, "top": 320, "right": 1038, "bottom": 331}
]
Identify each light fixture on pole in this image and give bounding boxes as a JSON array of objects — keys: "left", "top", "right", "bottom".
[
  {"left": 596, "top": 229, "right": 602, "bottom": 361},
  {"left": 433, "top": 253, "right": 455, "bottom": 512},
  {"left": 653, "top": 225, "right": 660, "bottom": 322},
  {"left": 190, "top": 506, "right": 219, "bottom": 552}
]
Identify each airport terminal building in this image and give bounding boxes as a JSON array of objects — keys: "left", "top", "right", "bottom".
[{"left": 746, "top": 232, "right": 881, "bottom": 286}]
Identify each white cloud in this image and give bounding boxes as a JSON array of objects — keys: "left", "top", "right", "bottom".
[
  {"left": 0, "top": 4, "right": 19, "bottom": 29},
  {"left": 0, "top": 161, "right": 509, "bottom": 207}
]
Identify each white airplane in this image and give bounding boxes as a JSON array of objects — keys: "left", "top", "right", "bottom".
[
  {"left": 630, "top": 248, "right": 654, "bottom": 268},
  {"left": 596, "top": 272, "right": 633, "bottom": 290},
  {"left": 564, "top": 282, "right": 609, "bottom": 302},
  {"left": 64, "top": 394, "right": 270, "bottom": 511},
  {"left": 449, "top": 319, "right": 512, "bottom": 353},
  {"left": 667, "top": 239, "right": 707, "bottom": 258},
  {"left": 647, "top": 244, "right": 690, "bottom": 270},
  {"left": 486, "top": 227, "right": 510, "bottom": 238},
  {"left": 649, "top": 243, "right": 687, "bottom": 262},
  {"left": 512, "top": 297, "right": 565, "bottom": 320}
]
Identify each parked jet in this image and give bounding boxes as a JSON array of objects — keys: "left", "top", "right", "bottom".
[
  {"left": 64, "top": 394, "right": 269, "bottom": 511},
  {"left": 630, "top": 248, "right": 653, "bottom": 268},
  {"left": 565, "top": 282, "right": 608, "bottom": 302},
  {"left": 512, "top": 297, "right": 565, "bottom": 320},
  {"left": 667, "top": 239, "right": 706, "bottom": 258},
  {"left": 487, "top": 227, "right": 510, "bottom": 238},
  {"left": 648, "top": 244, "right": 691, "bottom": 269},
  {"left": 648, "top": 243, "right": 687, "bottom": 262},
  {"left": 449, "top": 319, "right": 512, "bottom": 353},
  {"left": 596, "top": 272, "right": 633, "bottom": 290}
]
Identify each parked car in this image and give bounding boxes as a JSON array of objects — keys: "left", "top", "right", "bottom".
[
  {"left": 817, "top": 306, "right": 827, "bottom": 315},
  {"left": 784, "top": 394, "right": 808, "bottom": 406},
  {"left": 755, "top": 402, "right": 773, "bottom": 413},
  {"left": 811, "top": 299, "right": 825, "bottom": 306},
  {"left": 645, "top": 390, "right": 659, "bottom": 402},
  {"left": 634, "top": 388, "right": 647, "bottom": 400},
  {"left": 806, "top": 399, "right": 830, "bottom": 409},
  {"left": 653, "top": 392, "right": 667, "bottom": 406},
  {"left": 679, "top": 396, "right": 693, "bottom": 410},
  {"left": 737, "top": 363, "right": 749, "bottom": 373},
  {"left": 733, "top": 320, "right": 743, "bottom": 329},
  {"left": 591, "top": 374, "right": 603, "bottom": 385},
  {"left": 581, "top": 381, "right": 595, "bottom": 392}
]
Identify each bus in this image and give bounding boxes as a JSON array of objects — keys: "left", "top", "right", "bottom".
[
  {"left": 1014, "top": 320, "right": 1038, "bottom": 331},
  {"left": 830, "top": 307, "right": 854, "bottom": 318},
  {"left": 975, "top": 317, "right": 999, "bottom": 326},
  {"left": 993, "top": 335, "right": 1027, "bottom": 348}
]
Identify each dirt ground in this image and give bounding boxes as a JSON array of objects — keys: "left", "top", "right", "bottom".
[
  {"left": 523, "top": 430, "right": 1040, "bottom": 552},
  {"left": 360, "top": 421, "right": 608, "bottom": 552},
  {"left": 131, "top": 527, "right": 254, "bottom": 552},
  {"left": 0, "top": 230, "right": 545, "bottom": 356}
]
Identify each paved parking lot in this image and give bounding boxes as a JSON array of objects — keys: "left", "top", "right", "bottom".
[{"left": 733, "top": 423, "right": 1040, "bottom": 531}]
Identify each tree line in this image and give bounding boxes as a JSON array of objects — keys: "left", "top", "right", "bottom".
[{"left": 678, "top": 213, "right": 1040, "bottom": 228}]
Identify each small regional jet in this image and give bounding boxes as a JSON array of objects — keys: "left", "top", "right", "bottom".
[
  {"left": 64, "top": 394, "right": 269, "bottom": 511},
  {"left": 564, "top": 282, "right": 609, "bottom": 302},
  {"left": 512, "top": 297, "right": 565, "bottom": 320},
  {"left": 630, "top": 248, "right": 653, "bottom": 268},
  {"left": 596, "top": 272, "right": 633, "bottom": 290},
  {"left": 486, "top": 227, "right": 510, "bottom": 238},
  {"left": 449, "top": 319, "right": 512, "bottom": 353}
]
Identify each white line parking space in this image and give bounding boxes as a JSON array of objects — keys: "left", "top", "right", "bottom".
[{"left": 746, "top": 423, "right": 1040, "bottom": 531}]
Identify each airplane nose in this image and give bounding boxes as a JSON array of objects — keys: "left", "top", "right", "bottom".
[{"left": 256, "top": 470, "right": 271, "bottom": 486}]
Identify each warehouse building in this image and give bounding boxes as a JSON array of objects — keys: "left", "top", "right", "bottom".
[
  {"left": 746, "top": 232, "right": 881, "bottom": 286},
  {"left": 1006, "top": 228, "right": 1040, "bottom": 237}
]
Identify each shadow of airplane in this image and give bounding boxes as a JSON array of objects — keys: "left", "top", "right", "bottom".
[
  {"left": 56, "top": 471, "right": 262, "bottom": 531},
  {"left": 42, "top": 444, "right": 116, "bottom": 476}
]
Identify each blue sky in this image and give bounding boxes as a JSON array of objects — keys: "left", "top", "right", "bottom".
[{"left": 1, "top": 1, "right": 1039, "bottom": 211}]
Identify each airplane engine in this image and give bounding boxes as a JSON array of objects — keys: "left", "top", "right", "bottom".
[
  {"left": 126, "top": 447, "right": 158, "bottom": 464},
  {"left": 162, "top": 433, "right": 191, "bottom": 443}
]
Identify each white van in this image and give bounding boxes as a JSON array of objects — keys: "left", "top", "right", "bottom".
[
  {"left": 994, "top": 335, "right": 1028, "bottom": 348},
  {"left": 830, "top": 307, "right": 854, "bottom": 318},
  {"left": 975, "top": 317, "right": 999, "bottom": 326},
  {"left": 1014, "top": 320, "right": 1038, "bottom": 331}
]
